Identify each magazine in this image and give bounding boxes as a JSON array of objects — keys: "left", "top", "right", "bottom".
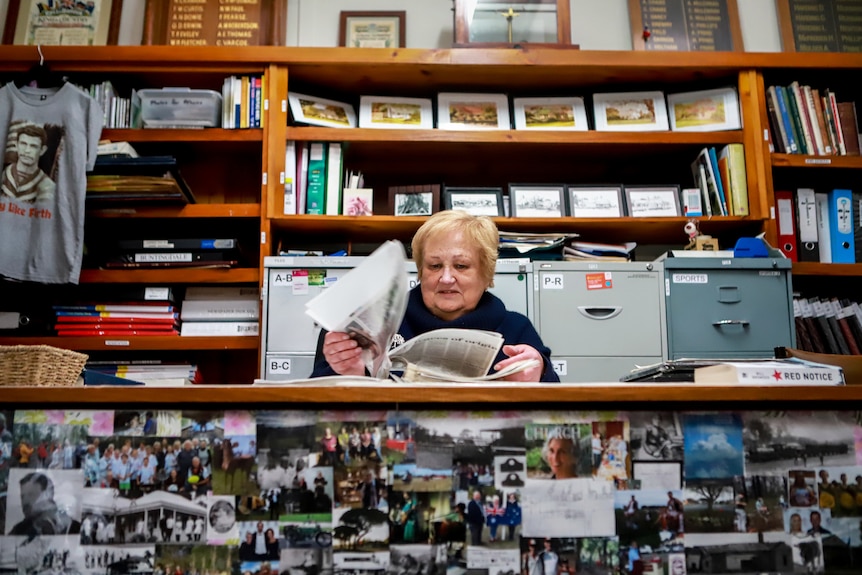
[{"left": 303, "top": 240, "right": 537, "bottom": 382}]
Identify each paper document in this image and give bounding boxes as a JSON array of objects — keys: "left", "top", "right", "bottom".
[
  {"left": 305, "top": 240, "right": 409, "bottom": 379},
  {"left": 389, "top": 328, "right": 538, "bottom": 382}
]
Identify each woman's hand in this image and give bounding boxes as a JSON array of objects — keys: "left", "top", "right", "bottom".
[
  {"left": 323, "top": 331, "right": 366, "bottom": 376},
  {"left": 495, "top": 344, "right": 544, "bottom": 382}
]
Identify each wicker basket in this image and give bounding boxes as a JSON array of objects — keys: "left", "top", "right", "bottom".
[{"left": 0, "top": 345, "right": 88, "bottom": 387}]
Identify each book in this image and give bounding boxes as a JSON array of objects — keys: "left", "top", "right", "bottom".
[
  {"left": 789, "top": 81, "right": 815, "bottom": 155},
  {"left": 708, "top": 146, "right": 728, "bottom": 215},
  {"left": 296, "top": 141, "right": 309, "bottom": 215},
  {"left": 104, "top": 251, "right": 237, "bottom": 265},
  {"left": 284, "top": 140, "right": 297, "bottom": 215},
  {"left": 52, "top": 304, "right": 174, "bottom": 313},
  {"left": 55, "top": 310, "right": 178, "bottom": 320},
  {"left": 774, "top": 85, "right": 799, "bottom": 154},
  {"left": 184, "top": 286, "right": 259, "bottom": 300},
  {"left": 722, "top": 143, "right": 749, "bottom": 216},
  {"left": 112, "top": 238, "right": 237, "bottom": 251},
  {"left": 55, "top": 328, "right": 179, "bottom": 336},
  {"left": 694, "top": 359, "right": 844, "bottom": 385},
  {"left": 325, "top": 142, "right": 344, "bottom": 216},
  {"left": 305, "top": 142, "right": 327, "bottom": 215},
  {"left": 180, "top": 321, "right": 259, "bottom": 336},
  {"left": 180, "top": 299, "right": 260, "bottom": 321},
  {"left": 765, "top": 86, "right": 788, "bottom": 154},
  {"left": 837, "top": 101, "right": 861, "bottom": 156}
]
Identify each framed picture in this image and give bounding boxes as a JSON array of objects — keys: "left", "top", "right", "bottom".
[
  {"left": 509, "top": 184, "right": 566, "bottom": 218},
  {"left": 443, "top": 187, "right": 505, "bottom": 217},
  {"left": 287, "top": 92, "right": 357, "bottom": 129},
  {"left": 4, "top": 0, "right": 123, "bottom": 45},
  {"left": 512, "top": 97, "right": 589, "bottom": 131},
  {"left": 139, "top": 0, "right": 286, "bottom": 46},
  {"left": 624, "top": 185, "right": 682, "bottom": 217},
  {"left": 342, "top": 188, "right": 374, "bottom": 216},
  {"left": 389, "top": 185, "right": 440, "bottom": 216},
  {"left": 592, "top": 91, "right": 669, "bottom": 132},
  {"left": 567, "top": 185, "right": 625, "bottom": 218},
  {"left": 339, "top": 11, "right": 406, "bottom": 48},
  {"left": 666, "top": 87, "right": 741, "bottom": 132},
  {"left": 359, "top": 96, "right": 434, "bottom": 130},
  {"left": 437, "top": 93, "right": 511, "bottom": 131}
]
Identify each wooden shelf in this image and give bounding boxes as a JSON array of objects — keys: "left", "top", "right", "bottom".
[
  {"left": 287, "top": 127, "right": 743, "bottom": 147},
  {"left": 0, "top": 336, "right": 259, "bottom": 351},
  {"left": 270, "top": 215, "right": 765, "bottom": 245},
  {"left": 102, "top": 128, "right": 263, "bottom": 143},
  {"left": 1, "top": 384, "right": 859, "bottom": 406},
  {"left": 772, "top": 154, "right": 862, "bottom": 169},
  {"left": 79, "top": 268, "right": 259, "bottom": 284},
  {"left": 86, "top": 203, "right": 260, "bottom": 219},
  {"left": 792, "top": 262, "right": 862, "bottom": 277}
]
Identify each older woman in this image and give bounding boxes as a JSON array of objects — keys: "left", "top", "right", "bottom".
[{"left": 312, "top": 210, "right": 559, "bottom": 382}]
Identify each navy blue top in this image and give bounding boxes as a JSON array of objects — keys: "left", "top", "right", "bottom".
[{"left": 310, "top": 286, "right": 559, "bottom": 382}]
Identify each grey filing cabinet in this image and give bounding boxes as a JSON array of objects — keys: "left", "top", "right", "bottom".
[
  {"left": 261, "top": 257, "right": 535, "bottom": 381},
  {"left": 261, "top": 256, "right": 366, "bottom": 381},
  {"left": 533, "top": 261, "right": 666, "bottom": 382},
  {"left": 660, "top": 255, "right": 795, "bottom": 359}
]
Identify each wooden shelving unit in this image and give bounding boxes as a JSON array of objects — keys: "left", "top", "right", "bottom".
[{"left": 2, "top": 46, "right": 861, "bottom": 384}]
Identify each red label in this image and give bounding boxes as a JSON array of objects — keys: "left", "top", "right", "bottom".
[{"left": 586, "top": 272, "right": 612, "bottom": 290}]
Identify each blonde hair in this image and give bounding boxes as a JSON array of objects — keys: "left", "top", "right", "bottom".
[{"left": 411, "top": 210, "right": 498, "bottom": 287}]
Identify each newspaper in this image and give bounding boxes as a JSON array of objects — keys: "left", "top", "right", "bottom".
[
  {"left": 389, "top": 328, "right": 538, "bottom": 382},
  {"left": 304, "top": 241, "right": 537, "bottom": 382},
  {"left": 304, "top": 240, "right": 409, "bottom": 379}
]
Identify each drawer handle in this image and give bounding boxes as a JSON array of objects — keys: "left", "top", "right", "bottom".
[
  {"left": 712, "top": 320, "right": 750, "bottom": 327},
  {"left": 577, "top": 306, "right": 622, "bottom": 320}
]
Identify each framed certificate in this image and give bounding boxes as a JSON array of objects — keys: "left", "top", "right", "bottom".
[
  {"left": 3, "top": 0, "right": 123, "bottom": 45},
  {"left": 339, "top": 11, "right": 406, "bottom": 48}
]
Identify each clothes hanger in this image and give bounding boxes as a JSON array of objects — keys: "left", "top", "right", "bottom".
[{"left": 16, "top": 45, "right": 65, "bottom": 89}]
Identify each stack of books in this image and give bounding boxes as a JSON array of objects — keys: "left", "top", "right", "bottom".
[
  {"left": 84, "top": 360, "right": 201, "bottom": 386},
  {"left": 52, "top": 301, "right": 179, "bottom": 337},
  {"left": 89, "top": 237, "right": 242, "bottom": 270},
  {"left": 179, "top": 286, "right": 260, "bottom": 337},
  {"left": 563, "top": 241, "right": 636, "bottom": 262}
]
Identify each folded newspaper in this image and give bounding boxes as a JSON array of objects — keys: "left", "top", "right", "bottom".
[{"left": 304, "top": 240, "right": 537, "bottom": 382}]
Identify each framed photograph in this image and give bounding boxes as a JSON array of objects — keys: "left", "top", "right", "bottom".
[
  {"left": 567, "top": 185, "right": 625, "bottom": 218},
  {"left": 437, "top": 92, "right": 511, "bottom": 131},
  {"left": 592, "top": 91, "right": 669, "bottom": 132},
  {"left": 509, "top": 184, "right": 566, "bottom": 218},
  {"left": 339, "top": 11, "right": 405, "bottom": 48},
  {"left": 287, "top": 92, "right": 357, "bottom": 129},
  {"left": 666, "top": 87, "right": 741, "bottom": 132},
  {"left": 443, "top": 187, "right": 505, "bottom": 217},
  {"left": 389, "top": 185, "right": 440, "bottom": 216},
  {"left": 624, "top": 185, "right": 682, "bottom": 217},
  {"left": 512, "top": 97, "right": 589, "bottom": 131},
  {"left": 342, "top": 188, "right": 374, "bottom": 216},
  {"left": 4, "top": 0, "right": 123, "bottom": 45},
  {"left": 359, "top": 96, "right": 434, "bottom": 130}
]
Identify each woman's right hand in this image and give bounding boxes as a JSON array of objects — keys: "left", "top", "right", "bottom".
[{"left": 323, "top": 331, "right": 366, "bottom": 376}]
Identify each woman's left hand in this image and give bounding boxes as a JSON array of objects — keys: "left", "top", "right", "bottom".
[{"left": 495, "top": 344, "right": 544, "bottom": 382}]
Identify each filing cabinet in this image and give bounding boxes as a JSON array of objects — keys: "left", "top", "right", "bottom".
[
  {"left": 533, "top": 261, "right": 666, "bottom": 382},
  {"left": 262, "top": 257, "right": 535, "bottom": 381},
  {"left": 661, "top": 256, "right": 795, "bottom": 359}
]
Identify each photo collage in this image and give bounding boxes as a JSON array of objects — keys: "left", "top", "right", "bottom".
[{"left": 0, "top": 408, "right": 861, "bottom": 574}]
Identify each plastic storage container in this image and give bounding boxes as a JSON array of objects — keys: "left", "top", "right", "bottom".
[{"left": 136, "top": 88, "right": 222, "bottom": 128}]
